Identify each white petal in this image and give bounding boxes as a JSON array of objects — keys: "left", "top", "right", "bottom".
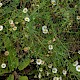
[
  {"left": 1, "top": 63, "right": 6, "bottom": 68},
  {"left": 0, "top": 25, "right": 3, "bottom": 31},
  {"left": 76, "top": 65, "right": 80, "bottom": 72}
]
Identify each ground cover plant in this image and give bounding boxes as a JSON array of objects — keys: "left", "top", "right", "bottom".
[{"left": 0, "top": 0, "right": 80, "bottom": 80}]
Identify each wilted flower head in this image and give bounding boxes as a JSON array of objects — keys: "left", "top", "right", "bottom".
[
  {"left": 12, "top": 26, "right": 17, "bottom": 31},
  {"left": 46, "top": 71, "right": 50, "bottom": 76},
  {"left": 53, "top": 38, "right": 56, "bottom": 42},
  {"left": 48, "top": 64, "right": 53, "bottom": 68},
  {"left": 4, "top": 51, "right": 9, "bottom": 56},
  {"left": 23, "top": 47, "right": 30, "bottom": 52},
  {"left": 30, "top": 59, "right": 34, "bottom": 63},
  {"left": 41, "top": 60, "right": 45, "bottom": 65},
  {"left": 48, "top": 40, "right": 52, "bottom": 44}
]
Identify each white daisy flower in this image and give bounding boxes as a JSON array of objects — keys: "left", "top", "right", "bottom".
[
  {"left": 77, "top": 16, "right": 80, "bottom": 20},
  {"left": 73, "top": 61, "right": 78, "bottom": 66},
  {"left": 62, "top": 70, "right": 67, "bottom": 76},
  {"left": 39, "top": 68, "right": 43, "bottom": 72},
  {"left": 12, "top": 26, "right": 17, "bottom": 31},
  {"left": 24, "top": 17, "right": 30, "bottom": 22},
  {"left": 23, "top": 8, "right": 28, "bottom": 13},
  {"left": 0, "top": 2, "right": 2, "bottom": 7},
  {"left": 42, "top": 25, "right": 47, "bottom": 31},
  {"left": 48, "top": 45, "right": 53, "bottom": 50},
  {"left": 78, "top": 50, "right": 80, "bottom": 54},
  {"left": 51, "top": 0, "right": 56, "bottom": 5},
  {"left": 42, "top": 29, "right": 48, "bottom": 34},
  {"left": 9, "top": 20, "right": 13, "bottom": 24},
  {"left": 38, "top": 73, "right": 41, "bottom": 79},
  {"left": 0, "top": 25, "right": 3, "bottom": 31},
  {"left": 36, "top": 59, "right": 42, "bottom": 65},
  {"left": 53, "top": 77, "right": 59, "bottom": 80},
  {"left": 76, "top": 65, "right": 80, "bottom": 72},
  {"left": 1, "top": 63, "right": 6, "bottom": 68},
  {"left": 52, "top": 68, "right": 57, "bottom": 73},
  {"left": 48, "top": 64, "right": 52, "bottom": 68}
]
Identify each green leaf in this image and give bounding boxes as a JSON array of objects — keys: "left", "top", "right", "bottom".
[
  {"left": 19, "top": 76, "right": 28, "bottom": 80},
  {"left": 0, "top": 68, "right": 9, "bottom": 75},
  {"left": 7, "top": 74, "right": 14, "bottom": 80},
  {"left": 18, "top": 58, "right": 30, "bottom": 70},
  {"left": 14, "top": 0, "right": 19, "bottom": 4},
  {"left": 3, "top": 36, "right": 19, "bottom": 71}
]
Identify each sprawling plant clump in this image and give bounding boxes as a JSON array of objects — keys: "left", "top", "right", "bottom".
[{"left": 0, "top": 0, "right": 80, "bottom": 80}]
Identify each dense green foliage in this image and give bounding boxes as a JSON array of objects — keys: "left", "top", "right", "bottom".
[{"left": 0, "top": 0, "right": 80, "bottom": 80}]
